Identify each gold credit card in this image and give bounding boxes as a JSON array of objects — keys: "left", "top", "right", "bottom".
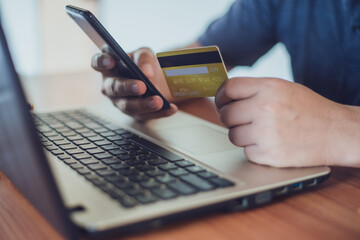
[{"left": 156, "top": 46, "right": 228, "bottom": 98}]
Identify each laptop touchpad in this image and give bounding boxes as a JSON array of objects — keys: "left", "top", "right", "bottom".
[{"left": 156, "top": 124, "right": 236, "bottom": 155}]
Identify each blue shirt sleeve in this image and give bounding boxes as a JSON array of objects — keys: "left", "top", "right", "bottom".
[{"left": 198, "top": 0, "right": 278, "bottom": 67}]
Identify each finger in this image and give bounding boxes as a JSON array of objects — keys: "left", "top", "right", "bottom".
[
  {"left": 102, "top": 77, "right": 147, "bottom": 97},
  {"left": 133, "top": 48, "right": 156, "bottom": 78},
  {"left": 91, "top": 52, "right": 116, "bottom": 72},
  {"left": 228, "top": 124, "right": 257, "bottom": 147},
  {"left": 133, "top": 104, "right": 178, "bottom": 121},
  {"left": 219, "top": 98, "right": 255, "bottom": 128},
  {"left": 215, "top": 77, "right": 262, "bottom": 111},
  {"left": 112, "top": 95, "right": 164, "bottom": 115}
]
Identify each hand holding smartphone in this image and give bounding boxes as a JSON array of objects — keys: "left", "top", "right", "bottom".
[{"left": 65, "top": 5, "right": 170, "bottom": 110}]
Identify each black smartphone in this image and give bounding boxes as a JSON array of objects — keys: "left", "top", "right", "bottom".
[{"left": 65, "top": 5, "right": 170, "bottom": 110}]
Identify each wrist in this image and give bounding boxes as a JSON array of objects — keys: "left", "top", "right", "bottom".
[{"left": 326, "top": 104, "right": 360, "bottom": 167}]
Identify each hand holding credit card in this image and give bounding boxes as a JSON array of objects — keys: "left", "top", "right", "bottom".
[{"left": 156, "top": 46, "right": 228, "bottom": 98}]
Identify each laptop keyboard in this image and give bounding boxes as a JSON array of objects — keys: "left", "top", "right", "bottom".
[{"left": 33, "top": 110, "right": 234, "bottom": 208}]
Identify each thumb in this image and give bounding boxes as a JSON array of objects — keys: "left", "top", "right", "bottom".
[{"left": 133, "top": 48, "right": 157, "bottom": 78}]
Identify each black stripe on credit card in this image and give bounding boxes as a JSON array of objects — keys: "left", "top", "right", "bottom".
[{"left": 157, "top": 51, "right": 221, "bottom": 68}]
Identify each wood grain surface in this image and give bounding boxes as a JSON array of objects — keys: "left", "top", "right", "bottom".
[{"left": 0, "top": 73, "right": 359, "bottom": 240}]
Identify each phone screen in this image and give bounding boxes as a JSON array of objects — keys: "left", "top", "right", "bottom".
[{"left": 66, "top": 5, "right": 170, "bottom": 110}]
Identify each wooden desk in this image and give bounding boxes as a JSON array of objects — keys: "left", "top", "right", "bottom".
[{"left": 1, "top": 72, "right": 359, "bottom": 240}]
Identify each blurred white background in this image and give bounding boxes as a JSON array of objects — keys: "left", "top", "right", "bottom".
[{"left": 0, "top": 0, "right": 293, "bottom": 81}]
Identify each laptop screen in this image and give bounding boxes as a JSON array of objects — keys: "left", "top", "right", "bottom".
[{"left": 0, "top": 22, "right": 76, "bottom": 239}]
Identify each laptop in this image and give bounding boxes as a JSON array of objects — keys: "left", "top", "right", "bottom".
[{"left": 0, "top": 21, "right": 330, "bottom": 239}]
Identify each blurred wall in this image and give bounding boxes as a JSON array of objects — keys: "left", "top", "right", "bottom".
[
  {"left": 0, "top": 0, "right": 293, "bottom": 81},
  {"left": 100, "top": 0, "right": 293, "bottom": 81},
  {"left": 0, "top": 0, "right": 97, "bottom": 77}
]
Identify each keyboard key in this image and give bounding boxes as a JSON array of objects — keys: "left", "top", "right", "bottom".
[
  {"left": 168, "top": 181, "right": 197, "bottom": 195},
  {"left": 90, "top": 177, "right": 107, "bottom": 186},
  {"left": 148, "top": 158, "right": 167, "bottom": 165},
  {"left": 80, "top": 143, "right": 97, "bottom": 150},
  {"left": 84, "top": 122, "right": 102, "bottom": 129},
  {"left": 113, "top": 180, "right": 133, "bottom": 189},
  {"left": 77, "top": 167, "right": 91, "bottom": 175},
  {"left": 118, "top": 169, "right": 140, "bottom": 177},
  {"left": 59, "top": 144, "right": 77, "bottom": 150},
  {"left": 86, "top": 148, "right": 104, "bottom": 155},
  {"left": 63, "top": 158, "right": 77, "bottom": 165},
  {"left": 156, "top": 175, "right": 176, "bottom": 183},
  {"left": 158, "top": 163, "right": 178, "bottom": 171},
  {"left": 133, "top": 193, "right": 158, "bottom": 204},
  {"left": 93, "top": 127, "right": 109, "bottom": 133},
  {"left": 113, "top": 139, "right": 131, "bottom": 146},
  {"left": 131, "top": 138, "right": 184, "bottom": 162},
  {"left": 197, "top": 171, "right": 217, "bottom": 179},
  {"left": 125, "top": 159, "right": 144, "bottom": 166},
  {"left": 175, "top": 160, "right": 195, "bottom": 168},
  {"left": 94, "top": 139, "right": 112, "bottom": 146},
  {"left": 42, "top": 131, "right": 59, "bottom": 137},
  {"left": 81, "top": 131, "right": 97, "bottom": 138},
  {"left": 67, "top": 135, "right": 84, "bottom": 141},
  {"left": 48, "top": 135, "right": 64, "bottom": 141},
  {"left": 128, "top": 174, "right": 150, "bottom": 182},
  {"left": 51, "top": 149, "right": 64, "bottom": 155},
  {"left": 110, "top": 163, "right": 130, "bottom": 170},
  {"left": 146, "top": 169, "right": 165, "bottom": 177},
  {"left": 87, "top": 135, "right": 104, "bottom": 142},
  {"left": 118, "top": 197, "right": 137, "bottom": 208},
  {"left": 101, "top": 144, "right": 119, "bottom": 151},
  {"left": 169, "top": 168, "right": 188, "bottom": 176},
  {"left": 73, "top": 139, "right": 90, "bottom": 145},
  {"left": 123, "top": 186, "right": 144, "bottom": 196},
  {"left": 120, "top": 133, "right": 136, "bottom": 139},
  {"left": 106, "top": 135, "right": 123, "bottom": 141},
  {"left": 70, "top": 163, "right": 84, "bottom": 169},
  {"left": 73, "top": 153, "right": 92, "bottom": 160},
  {"left": 135, "top": 164, "right": 155, "bottom": 172},
  {"left": 102, "top": 158, "right": 122, "bottom": 165},
  {"left": 61, "top": 131, "right": 77, "bottom": 137},
  {"left": 186, "top": 165, "right": 206, "bottom": 173},
  {"left": 58, "top": 154, "right": 71, "bottom": 160},
  {"left": 138, "top": 153, "right": 157, "bottom": 160},
  {"left": 115, "top": 129, "right": 130, "bottom": 135},
  {"left": 88, "top": 163, "right": 108, "bottom": 170},
  {"left": 66, "top": 148, "right": 84, "bottom": 155},
  {"left": 94, "top": 153, "right": 113, "bottom": 159},
  {"left": 180, "top": 174, "right": 215, "bottom": 191},
  {"left": 109, "top": 149, "right": 127, "bottom": 155},
  {"left": 66, "top": 122, "right": 83, "bottom": 129},
  {"left": 79, "top": 158, "right": 99, "bottom": 165},
  {"left": 209, "top": 177, "right": 234, "bottom": 188},
  {"left": 139, "top": 179, "right": 160, "bottom": 189},
  {"left": 116, "top": 154, "right": 132, "bottom": 161},
  {"left": 103, "top": 124, "right": 121, "bottom": 131},
  {"left": 53, "top": 139, "right": 71, "bottom": 145},
  {"left": 151, "top": 187, "right": 177, "bottom": 199},
  {"left": 96, "top": 169, "right": 117, "bottom": 176},
  {"left": 46, "top": 145, "right": 58, "bottom": 151},
  {"left": 104, "top": 175, "right": 126, "bottom": 182},
  {"left": 121, "top": 144, "right": 139, "bottom": 151},
  {"left": 100, "top": 131, "right": 116, "bottom": 137}
]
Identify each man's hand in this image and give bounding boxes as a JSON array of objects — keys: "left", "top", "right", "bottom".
[
  {"left": 215, "top": 77, "right": 360, "bottom": 168},
  {"left": 91, "top": 47, "right": 177, "bottom": 121}
]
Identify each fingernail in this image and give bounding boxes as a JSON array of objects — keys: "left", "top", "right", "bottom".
[
  {"left": 147, "top": 99, "right": 158, "bottom": 110},
  {"left": 101, "top": 57, "right": 112, "bottom": 67},
  {"left": 143, "top": 63, "right": 154, "bottom": 77},
  {"left": 131, "top": 83, "right": 139, "bottom": 94}
]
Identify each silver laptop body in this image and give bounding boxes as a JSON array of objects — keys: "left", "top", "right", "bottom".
[{"left": 0, "top": 20, "right": 330, "bottom": 240}]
